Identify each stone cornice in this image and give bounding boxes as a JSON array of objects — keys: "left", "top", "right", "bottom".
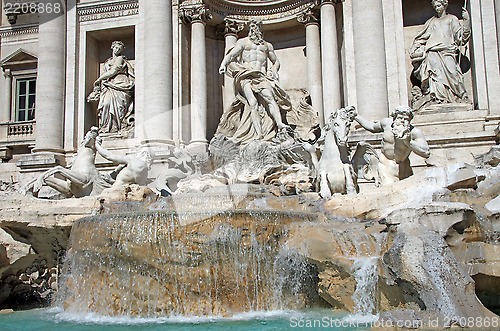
[
  {"left": 77, "top": 0, "right": 138, "bottom": 22},
  {"left": 0, "top": 24, "right": 38, "bottom": 38}
]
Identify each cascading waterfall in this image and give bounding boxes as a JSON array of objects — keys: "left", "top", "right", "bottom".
[
  {"left": 55, "top": 209, "right": 320, "bottom": 317},
  {"left": 351, "top": 257, "right": 378, "bottom": 316},
  {"left": 347, "top": 231, "right": 385, "bottom": 320}
]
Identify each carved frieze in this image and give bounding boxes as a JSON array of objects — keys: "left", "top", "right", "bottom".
[
  {"left": 77, "top": 0, "right": 138, "bottom": 22},
  {"left": 0, "top": 24, "right": 38, "bottom": 38}
]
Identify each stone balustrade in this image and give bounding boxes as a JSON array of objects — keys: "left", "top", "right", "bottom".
[{"left": 0, "top": 121, "right": 36, "bottom": 140}]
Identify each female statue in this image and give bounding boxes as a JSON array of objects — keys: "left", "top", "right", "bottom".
[
  {"left": 88, "top": 40, "right": 135, "bottom": 133},
  {"left": 409, "top": 0, "right": 471, "bottom": 108}
]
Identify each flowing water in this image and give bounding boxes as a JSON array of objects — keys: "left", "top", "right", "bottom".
[
  {"left": 351, "top": 257, "right": 378, "bottom": 317},
  {"left": 47, "top": 192, "right": 387, "bottom": 328},
  {"left": 56, "top": 210, "right": 322, "bottom": 317}
]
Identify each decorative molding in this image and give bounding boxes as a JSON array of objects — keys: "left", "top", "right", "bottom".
[
  {"left": 77, "top": 0, "right": 138, "bottom": 22},
  {"left": 297, "top": 8, "right": 319, "bottom": 25},
  {"left": 204, "top": 0, "right": 316, "bottom": 22},
  {"left": 223, "top": 18, "right": 245, "bottom": 35},
  {"left": 0, "top": 24, "right": 38, "bottom": 38},
  {"left": 179, "top": 4, "right": 212, "bottom": 25}
]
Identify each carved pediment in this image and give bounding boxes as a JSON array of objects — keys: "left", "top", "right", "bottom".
[{"left": 0, "top": 49, "right": 38, "bottom": 69}]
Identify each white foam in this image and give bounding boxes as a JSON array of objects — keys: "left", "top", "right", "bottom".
[
  {"left": 51, "top": 309, "right": 302, "bottom": 325},
  {"left": 342, "top": 313, "right": 379, "bottom": 324}
]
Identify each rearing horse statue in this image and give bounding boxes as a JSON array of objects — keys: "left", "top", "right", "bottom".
[
  {"left": 25, "top": 127, "right": 109, "bottom": 198},
  {"left": 317, "top": 106, "right": 357, "bottom": 198}
]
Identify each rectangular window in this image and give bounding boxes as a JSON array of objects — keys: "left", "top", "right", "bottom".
[{"left": 16, "top": 78, "right": 36, "bottom": 122}]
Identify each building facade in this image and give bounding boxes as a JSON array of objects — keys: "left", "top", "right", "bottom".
[{"left": 0, "top": 0, "right": 499, "bottom": 181}]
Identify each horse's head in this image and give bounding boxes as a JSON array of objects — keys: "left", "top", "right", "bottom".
[
  {"left": 328, "top": 106, "right": 356, "bottom": 146},
  {"left": 82, "top": 126, "right": 99, "bottom": 149}
]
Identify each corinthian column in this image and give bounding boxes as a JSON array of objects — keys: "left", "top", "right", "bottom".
[
  {"left": 297, "top": 9, "right": 324, "bottom": 125},
  {"left": 320, "top": 0, "right": 342, "bottom": 120},
  {"left": 180, "top": 4, "right": 212, "bottom": 152},
  {"left": 352, "top": 0, "right": 388, "bottom": 119},
  {"left": 33, "top": 9, "right": 66, "bottom": 153},
  {"left": 222, "top": 18, "right": 244, "bottom": 111},
  {"left": 141, "top": 0, "right": 173, "bottom": 144}
]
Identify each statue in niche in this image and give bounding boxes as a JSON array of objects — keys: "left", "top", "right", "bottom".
[
  {"left": 87, "top": 40, "right": 135, "bottom": 133},
  {"left": 218, "top": 19, "right": 292, "bottom": 145},
  {"left": 353, "top": 106, "right": 430, "bottom": 186},
  {"left": 24, "top": 127, "right": 111, "bottom": 198},
  {"left": 409, "top": 0, "right": 471, "bottom": 110},
  {"left": 94, "top": 137, "right": 154, "bottom": 192}
]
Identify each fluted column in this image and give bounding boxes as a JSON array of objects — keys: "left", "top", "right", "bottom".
[
  {"left": 222, "top": 19, "right": 244, "bottom": 111},
  {"left": 320, "top": 0, "right": 342, "bottom": 120},
  {"left": 180, "top": 5, "right": 212, "bottom": 151},
  {"left": 33, "top": 9, "right": 66, "bottom": 153},
  {"left": 352, "top": 0, "right": 388, "bottom": 119},
  {"left": 2, "top": 69, "right": 12, "bottom": 123},
  {"left": 298, "top": 10, "right": 324, "bottom": 126},
  {"left": 140, "top": 0, "right": 173, "bottom": 143}
]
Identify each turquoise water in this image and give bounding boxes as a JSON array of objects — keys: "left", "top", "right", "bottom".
[{"left": 0, "top": 308, "right": 373, "bottom": 331}]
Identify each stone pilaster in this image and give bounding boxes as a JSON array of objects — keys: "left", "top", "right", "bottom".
[
  {"left": 481, "top": 0, "right": 500, "bottom": 117},
  {"left": 496, "top": 0, "right": 500, "bottom": 61},
  {"left": 140, "top": 0, "right": 174, "bottom": 144},
  {"left": 33, "top": 10, "right": 66, "bottom": 153},
  {"left": 179, "top": 4, "right": 212, "bottom": 152},
  {"left": 222, "top": 18, "right": 244, "bottom": 111},
  {"left": 352, "top": 0, "right": 388, "bottom": 119},
  {"left": 320, "top": 0, "right": 342, "bottom": 121},
  {"left": 297, "top": 9, "right": 324, "bottom": 126},
  {"left": 2, "top": 69, "right": 12, "bottom": 123}
]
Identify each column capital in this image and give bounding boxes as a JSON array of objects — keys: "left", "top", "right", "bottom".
[
  {"left": 297, "top": 9, "right": 320, "bottom": 26},
  {"left": 179, "top": 4, "right": 212, "bottom": 25},
  {"left": 223, "top": 18, "right": 245, "bottom": 36}
]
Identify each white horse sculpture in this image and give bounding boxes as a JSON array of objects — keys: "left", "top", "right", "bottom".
[
  {"left": 317, "top": 106, "right": 357, "bottom": 198},
  {"left": 26, "top": 127, "right": 109, "bottom": 198}
]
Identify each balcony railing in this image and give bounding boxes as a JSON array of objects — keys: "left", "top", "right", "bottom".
[
  {"left": 0, "top": 121, "right": 36, "bottom": 143},
  {"left": 8, "top": 121, "right": 35, "bottom": 136}
]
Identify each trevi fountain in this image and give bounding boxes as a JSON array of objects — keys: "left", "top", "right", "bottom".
[{"left": 0, "top": 0, "right": 499, "bottom": 330}]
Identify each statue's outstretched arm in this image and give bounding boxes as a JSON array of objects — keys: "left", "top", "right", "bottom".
[
  {"left": 95, "top": 137, "right": 129, "bottom": 165},
  {"left": 410, "top": 128, "right": 431, "bottom": 158},
  {"left": 354, "top": 114, "right": 384, "bottom": 133}
]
